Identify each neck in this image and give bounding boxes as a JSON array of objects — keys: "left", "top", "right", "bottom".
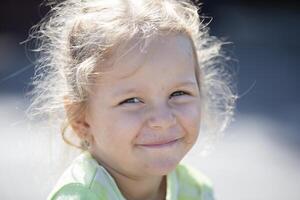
[
  {"left": 106, "top": 166, "right": 166, "bottom": 200},
  {"left": 90, "top": 152, "right": 167, "bottom": 200}
]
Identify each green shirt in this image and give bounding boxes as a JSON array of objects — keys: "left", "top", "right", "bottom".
[{"left": 47, "top": 151, "right": 215, "bottom": 200}]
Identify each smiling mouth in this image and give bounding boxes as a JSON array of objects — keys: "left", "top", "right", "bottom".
[{"left": 138, "top": 139, "right": 180, "bottom": 148}]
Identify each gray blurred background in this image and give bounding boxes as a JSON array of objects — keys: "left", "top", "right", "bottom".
[{"left": 0, "top": 0, "right": 299, "bottom": 199}]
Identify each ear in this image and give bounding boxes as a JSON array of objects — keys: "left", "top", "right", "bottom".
[{"left": 63, "top": 96, "right": 92, "bottom": 142}]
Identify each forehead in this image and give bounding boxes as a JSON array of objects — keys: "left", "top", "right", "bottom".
[
  {"left": 96, "top": 33, "right": 196, "bottom": 83},
  {"left": 97, "top": 34, "right": 196, "bottom": 91}
]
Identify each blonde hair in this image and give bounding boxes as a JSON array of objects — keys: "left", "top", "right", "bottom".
[{"left": 26, "top": 0, "right": 237, "bottom": 152}]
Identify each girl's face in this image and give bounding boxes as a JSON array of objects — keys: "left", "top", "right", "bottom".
[{"left": 85, "top": 34, "right": 201, "bottom": 178}]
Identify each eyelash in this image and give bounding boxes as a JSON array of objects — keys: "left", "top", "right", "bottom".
[{"left": 119, "top": 90, "right": 190, "bottom": 105}]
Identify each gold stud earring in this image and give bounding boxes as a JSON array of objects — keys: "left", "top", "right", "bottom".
[{"left": 81, "top": 139, "right": 90, "bottom": 149}]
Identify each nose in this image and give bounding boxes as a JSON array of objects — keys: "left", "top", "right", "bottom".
[{"left": 147, "top": 103, "right": 177, "bottom": 130}]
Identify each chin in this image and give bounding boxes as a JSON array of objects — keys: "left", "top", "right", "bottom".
[{"left": 143, "top": 157, "right": 182, "bottom": 176}]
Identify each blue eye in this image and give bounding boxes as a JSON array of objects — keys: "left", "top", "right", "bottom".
[
  {"left": 119, "top": 91, "right": 190, "bottom": 105},
  {"left": 119, "top": 97, "right": 141, "bottom": 105},
  {"left": 171, "top": 90, "right": 189, "bottom": 97}
]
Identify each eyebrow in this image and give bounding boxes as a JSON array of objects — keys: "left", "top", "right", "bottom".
[
  {"left": 113, "top": 81, "right": 198, "bottom": 97},
  {"left": 174, "top": 80, "right": 198, "bottom": 88}
]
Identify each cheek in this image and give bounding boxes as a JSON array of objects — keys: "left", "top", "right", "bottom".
[
  {"left": 97, "top": 110, "right": 144, "bottom": 142},
  {"left": 176, "top": 102, "right": 201, "bottom": 137}
]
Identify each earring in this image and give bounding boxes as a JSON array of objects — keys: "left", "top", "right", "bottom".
[{"left": 82, "top": 139, "right": 90, "bottom": 149}]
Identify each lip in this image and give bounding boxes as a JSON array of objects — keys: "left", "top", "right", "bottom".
[{"left": 138, "top": 138, "right": 180, "bottom": 148}]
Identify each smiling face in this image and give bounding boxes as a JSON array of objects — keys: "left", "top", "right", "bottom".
[{"left": 82, "top": 34, "right": 201, "bottom": 178}]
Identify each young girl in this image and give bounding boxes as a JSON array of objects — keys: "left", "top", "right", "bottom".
[{"left": 27, "top": 0, "right": 236, "bottom": 199}]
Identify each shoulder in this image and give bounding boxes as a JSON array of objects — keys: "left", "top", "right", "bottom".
[
  {"left": 47, "top": 151, "right": 107, "bottom": 200},
  {"left": 175, "top": 163, "right": 215, "bottom": 200},
  {"left": 48, "top": 183, "right": 99, "bottom": 200},
  {"left": 176, "top": 163, "right": 213, "bottom": 188}
]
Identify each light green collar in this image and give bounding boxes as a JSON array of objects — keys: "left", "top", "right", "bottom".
[{"left": 83, "top": 151, "right": 179, "bottom": 200}]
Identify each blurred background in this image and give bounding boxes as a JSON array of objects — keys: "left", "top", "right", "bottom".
[{"left": 0, "top": 0, "right": 299, "bottom": 199}]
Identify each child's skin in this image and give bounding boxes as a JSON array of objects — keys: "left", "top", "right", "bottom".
[{"left": 69, "top": 33, "right": 201, "bottom": 200}]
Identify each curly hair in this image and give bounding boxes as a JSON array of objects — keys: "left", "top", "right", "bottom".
[{"left": 25, "top": 0, "right": 237, "bottom": 152}]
